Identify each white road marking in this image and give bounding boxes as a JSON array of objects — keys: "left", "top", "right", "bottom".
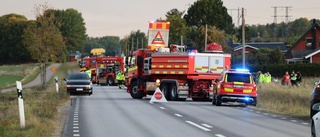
[
  {"left": 73, "top": 134, "right": 80, "bottom": 136},
  {"left": 159, "top": 107, "right": 165, "bottom": 109},
  {"left": 74, "top": 115, "right": 78, "bottom": 118},
  {"left": 256, "top": 111, "right": 261, "bottom": 113},
  {"left": 73, "top": 126, "right": 79, "bottom": 129},
  {"left": 263, "top": 113, "right": 269, "bottom": 115},
  {"left": 185, "top": 121, "right": 211, "bottom": 131},
  {"left": 74, "top": 118, "right": 78, "bottom": 120},
  {"left": 73, "top": 123, "right": 79, "bottom": 126},
  {"left": 74, "top": 112, "right": 78, "bottom": 114},
  {"left": 201, "top": 124, "right": 213, "bottom": 128},
  {"left": 74, "top": 113, "right": 78, "bottom": 116},
  {"left": 73, "top": 121, "right": 78, "bottom": 123},
  {"left": 73, "top": 130, "right": 79, "bottom": 132},
  {"left": 272, "top": 115, "right": 277, "bottom": 117},
  {"left": 291, "top": 120, "right": 297, "bottom": 123},
  {"left": 249, "top": 109, "right": 253, "bottom": 112},
  {"left": 281, "top": 117, "right": 287, "bottom": 120},
  {"left": 215, "top": 134, "right": 226, "bottom": 137},
  {"left": 302, "top": 123, "right": 309, "bottom": 125},
  {"left": 174, "top": 114, "right": 183, "bottom": 117}
]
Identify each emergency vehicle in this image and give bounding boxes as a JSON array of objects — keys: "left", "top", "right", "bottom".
[
  {"left": 126, "top": 21, "right": 231, "bottom": 101},
  {"left": 95, "top": 56, "right": 125, "bottom": 86},
  {"left": 213, "top": 69, "right": 258, "bottom": 106}
]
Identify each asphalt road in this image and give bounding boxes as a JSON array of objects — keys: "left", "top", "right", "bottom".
[{"left": 62, "top": 85, "right": 311, "bottom": 137}]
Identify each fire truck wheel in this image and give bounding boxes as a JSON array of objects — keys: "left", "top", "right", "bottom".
[
  {"left": 130, "top": 81, "right": 143, "bottom": 99},
  {"left": 108, "top": 76, "right": 114, "bottom": 86},
  {"left": 169, "top": 84, "right": 178, "bottom": 101},
  {"left": 160, "top": 84, "right": 169, "bottom": 100}
]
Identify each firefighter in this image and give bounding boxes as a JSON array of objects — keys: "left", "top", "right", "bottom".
[
  {"left": 116, "top": 70, "right": 123, "bottom": 89},
  {"left": 85, "top": 67, "right": 92, "bottom": 79}
]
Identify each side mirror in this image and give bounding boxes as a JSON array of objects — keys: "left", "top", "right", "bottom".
[{"left": 312, "top": 103, "right": 320, "bottom": 111}]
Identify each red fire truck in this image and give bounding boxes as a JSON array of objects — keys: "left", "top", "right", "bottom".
[
  {"left": 95, "top": 56, "right": 125, "bottom": 85},
  {"left": 126, "top": 21, "right": 231, "bottom": 101}
]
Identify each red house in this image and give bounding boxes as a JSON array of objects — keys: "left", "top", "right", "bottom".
[{"left": 285, "top": 19, "right": 320, "bottom": 63}]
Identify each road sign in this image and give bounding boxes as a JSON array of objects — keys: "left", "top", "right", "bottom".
[
  {"left": 151, "top": 31, "right": 165, "bottom": 44},
  {"left": 150, "top": 87, "right": 167, "bottom": 103},
  {"left": 51, "top": 66, "right": 56, "bottom": 72}
]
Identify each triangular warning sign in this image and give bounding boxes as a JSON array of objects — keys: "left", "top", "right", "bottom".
[
  {"left": 150, "top": 87, "right": 167, "bottom": 103},
  {"left": 151, "top": 31, "right": 165, "bottom": 44}
]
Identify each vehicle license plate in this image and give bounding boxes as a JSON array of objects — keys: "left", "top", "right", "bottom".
[{"left": 76, "top": 88, "right": 83, "bottom": 91}]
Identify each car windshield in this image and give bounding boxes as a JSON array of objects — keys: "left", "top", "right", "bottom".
[
  {"left": 226, "top": 73, "right": 251, "bottom": 83},
  {"left": 68, "top": 73, "right": 89, "bottom": 80}
]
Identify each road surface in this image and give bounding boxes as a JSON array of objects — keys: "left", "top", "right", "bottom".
[{"left": 62, "top": 85, "right": 311, "bottom": 137}]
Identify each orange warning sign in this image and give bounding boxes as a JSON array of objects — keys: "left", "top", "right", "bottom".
[{"left": 151, "top": 31, "right": 165, "bottom": 44}]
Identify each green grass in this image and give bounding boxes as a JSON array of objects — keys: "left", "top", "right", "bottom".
[
  {"left": 0, "top": 75, "right": 24, "bottom": 88},
  {"left": 0, "top": 63, "right": 39, "bottom": 89},
  {"left": 0, "top": 63, "right": 72, "bottom": 137},
  {"left": 251, "top": 77, "right": 318, "bottom": 120}
]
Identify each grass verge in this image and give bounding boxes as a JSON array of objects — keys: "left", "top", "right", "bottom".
[
  {"left": 252, "top": 77, "right": 318, "bottom": 120},
  {"left": 0, "top": 62, "right": 78, "bottom": 137}
]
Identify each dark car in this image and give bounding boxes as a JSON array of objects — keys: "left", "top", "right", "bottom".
[
  {"left": 311, "top": 81, "right": 320, "bottom": 118},
  {"left": 64, "top": 72, "right": 93, "bottom": 95}
]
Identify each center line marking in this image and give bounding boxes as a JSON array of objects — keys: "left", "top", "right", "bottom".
[
  {"left": 201, "top": 124, "right": 213, "bottom": 128},
  {"left": 215, "top": 134, "right": 226, "bottom": 137},
  {"left": 185, "top": 121, "right": 211, "bottom": 131},
  {"left": 174, "top": 114, "right": 183, "bottom": 117},
  {"left": 73, "top": 130, "right": 79, "bottom": 132},
  {"left": 159, "top": 107, "right": 165, "bottom": 109},
  {"left": 73, "top": 134, "right": 80, "bottom": 137}
]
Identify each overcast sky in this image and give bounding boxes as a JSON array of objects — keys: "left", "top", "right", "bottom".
[{"left": 1, "top": 0, "right": 319, "bottom": 38}]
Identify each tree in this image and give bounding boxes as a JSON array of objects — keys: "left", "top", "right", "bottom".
[
  {"left": 0, "top": 14, "right": 32, "bottom": 64},
  {"left": 165, "top": 9, "right": 187, "bottom": 45},
  {"left": 22, "top": 3, "right": 65, "bottom": 87},
  {"left": 52, "top": 9, "right": 87, "bottom": 53},
  {"left": 183, "top": 0, "right": 234, "bottom": 34}
]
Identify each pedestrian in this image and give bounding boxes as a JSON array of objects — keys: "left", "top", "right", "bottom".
[
  {"left": 258, "top": 71, "right": 265, "bottom": 83},
  {"left": 282, "top": 71, "right": 290, "bottom": 86},
  {"left": 116, "top": 70, "right": 123, "bottom": 89},
  {"left": 290, "top": 70, "right": 297, "bottom": 86},
  {"left": 296, "top": 71, "right": 302, "bottom": 87},
  {"left": 85, "top": 67, "right": 92, "bottom": 80},
  {"left": 265, "top": 72, "right": 272, "bottom": 83}
]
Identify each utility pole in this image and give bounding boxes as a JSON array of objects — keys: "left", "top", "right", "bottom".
[
  {"left": 228, "top": 8, "right": 241, "bottom": 27},
  {"left": 271, "top": 6, "right": 292, "bottom": 39},
  {"left": 241, "top": 7, "right": 246, "bottom": 69},
  {"left": 141, "top": 38, "right": 143, "bottom": 49},
  {"left": 205, "top": 24, "right": 207, "bottom": 50},
  {"left": 136, "top": 37, "right": 139, "bottom": 50},
  {"left": 181, "top": 35, "right": 183, "bottom": 46}
]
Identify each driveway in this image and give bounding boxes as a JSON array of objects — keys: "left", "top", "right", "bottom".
[{"left": 0, "top": 63, "right": 61, "bottom": 93}]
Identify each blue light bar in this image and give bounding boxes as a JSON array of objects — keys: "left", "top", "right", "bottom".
[{"left": 232, "top": 68, "right": 249, "bottom": 72}]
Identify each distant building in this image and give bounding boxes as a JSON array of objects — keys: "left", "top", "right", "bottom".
[
  {"left": 228, "top": 41, "right": 287, "bottom": 55},
  {"left": 285, "top": 19, "right": 320, "bottom": 63},
  {"left": 69, "top": 51, "right": 81, "bottom": 62}
]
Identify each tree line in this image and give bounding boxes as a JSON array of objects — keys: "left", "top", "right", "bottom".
[{"left": 0, "top": 0, "right": 319, "bottom": 68}]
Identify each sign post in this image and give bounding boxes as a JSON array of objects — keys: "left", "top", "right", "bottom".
[
  {"left": 16, "top": 81, "right": 25, "bottom": 128},
  {"left": 55, "top": 76, "right": 59, "bottom": 93}
]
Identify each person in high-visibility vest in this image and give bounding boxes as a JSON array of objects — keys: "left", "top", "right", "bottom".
[
  {"left": 85, "top": 67, "right": 92, "bottom": 79},
  {"left": 116, "top": 70, "right": 123, "bottom": 89}
]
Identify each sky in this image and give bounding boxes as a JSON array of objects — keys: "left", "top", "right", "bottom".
[{"left": 1, "top": 0, "right": 319, "bottom": 39}]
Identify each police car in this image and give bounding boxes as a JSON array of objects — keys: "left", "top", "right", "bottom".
[{"left": 212, "top": 69, "right": 257, "bottom": 106}]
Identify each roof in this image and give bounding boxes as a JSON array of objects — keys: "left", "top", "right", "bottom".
[
  {"left": 234, "top": 45, "right": 259, "bottom": 51},
  {"left": 290, "top": 50, "right": 314, "bottom": 58},
  {"left": 229, "top": 42, "right": 286, "bottom": 51},
  {"left": 305, "top": 48, "right": 320, "bottom": 58},
  {"left": 69, "top": 51, "right": 81, "bottom": 56},
  {"left": 285, "top": 22, "right": 320, "bottom": 57}
]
